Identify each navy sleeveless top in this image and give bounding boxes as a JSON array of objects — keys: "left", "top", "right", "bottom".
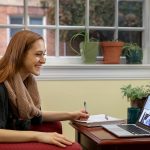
[{"left": 0, "top": 83, "right": 42, "bottom": 130}]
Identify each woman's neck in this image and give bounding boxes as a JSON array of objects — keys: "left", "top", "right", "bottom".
[{"left": 19, "top": 70, "right": 30, "bottom": 81}]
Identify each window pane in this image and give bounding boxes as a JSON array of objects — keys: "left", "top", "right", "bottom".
[
  {"left": 0, "top": 0, "right": 24, "bottom": 24},
  {"left": 29, "top": 17, "right": 43, "bottom": 36},
  {"left": 59, "top": 0, "right": 85, "bottom": 26},
  {"left": 90, "top": 30, "right": 114, "bottom": 56},
  {"left": 10, "top": 16, "right": 23, "bottom": 24},
  {"left": 118, "top": 31, "right": 142, "bottom": 46},
  {"left": 60, "top": 30, "right": 85, "bottom": 56},
  {"left": 28, "top": 0, "right": 55, "bottom": 25},
  {"left": 45, "top": 29, "right": 55, "bottom": 56},
  {"left": 30, "top": 17, "right": 42, "bottom": 25},
  {"left": 10, "top": 17, "right": 23, "bottom": 37},
  {"left": 119, "top": 1, "right": 142, "bottom": 27},
  {"left": 89, "top": 0, "right": 115, "bottom": 26},
  {"left": 90, "top": 30, "right": 114, "bottom": 41}
]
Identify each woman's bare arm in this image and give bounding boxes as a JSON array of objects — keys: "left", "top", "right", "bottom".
[
  {"left": 0, "top": 129, "right": 37, "bottom": 142},
  {"left": 42, "top": 110, "right": 89, "bottom": 122},
  {"left": 0, "top": 129, "right": 73, "bottom": 147}
]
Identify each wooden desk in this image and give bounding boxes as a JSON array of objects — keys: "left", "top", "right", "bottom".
[{"left": 70, "top": 123, "right": 150, "bottom": 150}]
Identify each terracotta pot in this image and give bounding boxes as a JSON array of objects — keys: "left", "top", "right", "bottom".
[{"left": 100, "top": 41, "right": 124, "bottom": 64}]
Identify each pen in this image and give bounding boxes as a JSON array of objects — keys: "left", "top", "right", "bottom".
[{"left": 84, "top": 101, "right": 87, "bottom": 112}]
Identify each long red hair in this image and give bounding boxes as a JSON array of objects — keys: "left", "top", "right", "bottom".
[{"left": 0, "top": 30, "right": 44, "bottom": 83}]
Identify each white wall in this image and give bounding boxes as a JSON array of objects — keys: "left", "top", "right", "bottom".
[{"left": 37, "top": 80, "right": 149, "bottom": 140}]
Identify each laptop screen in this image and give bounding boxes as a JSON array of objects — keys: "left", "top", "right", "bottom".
[{"left": 138, "top": 95, "right": 150, "bottom": 128}]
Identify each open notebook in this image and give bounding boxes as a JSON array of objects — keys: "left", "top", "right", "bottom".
[
  {"left": 73, "top": 114, "right": 125, "bottom": 127},
  {"left": 102, "top": 95, "right": 150, "bottom": 137}
]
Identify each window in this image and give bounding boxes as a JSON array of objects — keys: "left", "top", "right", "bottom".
[
  {"left": 10, "top": 16, "right": 23, "bottom": 37},
  {"left": 10, "top": 16, "right": 43, "bottom": 37},
  {"left": 29, "top": 17, "right": 43, "bottom": 36},
  {"left": 0, "top": 0, "right": 150, "bottom": 80}
]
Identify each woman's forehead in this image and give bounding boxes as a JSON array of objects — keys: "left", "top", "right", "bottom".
[{"left": 29, "top": 39, "right": 45, "bottom": 51}]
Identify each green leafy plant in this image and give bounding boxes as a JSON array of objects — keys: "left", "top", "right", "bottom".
[
  {"left": 121, "top": 84, "right": 150, "bottom": 102},
  {"left": 70, "top": 30, "right": 99, "bottom": 64},
  {"left": 70, "top": 30, "right": 88, "bottom": 55},
  {"left": 122, "top": 43, "right": 143, "bottom": 64}
]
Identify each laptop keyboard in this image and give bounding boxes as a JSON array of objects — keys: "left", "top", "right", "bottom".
[{"left": 118, "top": 124, "right": 150, "bottom": 134}]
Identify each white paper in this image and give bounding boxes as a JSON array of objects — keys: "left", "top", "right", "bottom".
[{"left": 75, "top": 114, "right": 121, "bottom": 123}]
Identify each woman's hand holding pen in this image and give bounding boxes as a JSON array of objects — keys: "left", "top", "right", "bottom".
[
  {"left": 69, "top": 101, "right": 89, "bottom": 121},
  {"left": 70, "top": 110, "right": 89, "bottom": 121}
]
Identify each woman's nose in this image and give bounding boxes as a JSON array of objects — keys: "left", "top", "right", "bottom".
[{"left": 40, "top": 56, "right": 46, "bottom": 64}]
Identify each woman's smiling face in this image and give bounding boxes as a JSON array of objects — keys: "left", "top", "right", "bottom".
[{"left": 20, "top": 39, "right": 46, "bottom": 78}]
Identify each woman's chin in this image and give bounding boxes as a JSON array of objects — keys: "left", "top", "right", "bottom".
[{"left": 32, "top": 71, "right": 40, "bottom": 76}]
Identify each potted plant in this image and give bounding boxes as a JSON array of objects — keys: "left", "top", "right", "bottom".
[
  {"left": 121, "top": 84, "right": 150, "bottom": 109},
  {"left": 121, "top": 84, "right": 150, "bottom": 123},
  {"left": 100, "top": 40, "right": 124, "bottom": 64},
  {"left": 70, "top": 30, "right": 99, "bottom": 64},
  {"left": 122, "top": 43, "right": 143, "bottom": 64}
]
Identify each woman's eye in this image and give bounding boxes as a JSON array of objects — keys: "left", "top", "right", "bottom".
[
  {"left": 36, "top": 53, "right": 46, "bottom": 57},
  {"left": 36, "top": 53, "right": 42, "bottom": 56}
]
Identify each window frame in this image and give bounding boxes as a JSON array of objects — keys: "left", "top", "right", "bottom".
[
  {"left": 0, "top": 0, "right": 150, "bottom": 80},
  {"left": 23, "top": 0, "right": 145, "bottom": 60}
]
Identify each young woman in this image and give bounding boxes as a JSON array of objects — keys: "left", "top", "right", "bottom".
[{"left": 0, "top": 30, "right": 89, "bottom": 148}]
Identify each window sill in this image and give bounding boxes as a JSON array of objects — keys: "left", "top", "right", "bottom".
[{"left": 36, "top": 64, "right": 150, "bottom": 80}]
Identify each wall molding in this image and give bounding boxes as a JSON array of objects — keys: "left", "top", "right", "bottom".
[{"left": 36, "top": 64, "right": 150, "bottom": 80}]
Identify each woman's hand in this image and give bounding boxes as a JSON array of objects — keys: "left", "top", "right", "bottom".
[
  {"left": 36, "top": 132, "right": 73, "bottom": 147},
  {"left": 70, "top": 110, "right": 89, "bottom": 121}
]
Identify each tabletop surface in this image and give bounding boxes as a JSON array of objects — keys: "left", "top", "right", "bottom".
[{"left": 70, "top": 122, "right": 150, "bottom": 145}]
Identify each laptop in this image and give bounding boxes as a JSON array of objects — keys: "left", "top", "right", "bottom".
[{"left": 102, "top": 95, "right": 150, "bottom": 137}]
